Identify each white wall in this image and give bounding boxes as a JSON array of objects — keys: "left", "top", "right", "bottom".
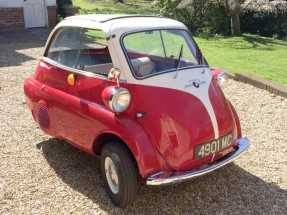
[
  {"left": 0, "top": 0, "right": 56, "bottom": 7},
  {"left": 0, "top": 0, "right": 23, "bottom": 7},
  {"left": 47, "top": 0, "right": 56, "bottom": 6}
]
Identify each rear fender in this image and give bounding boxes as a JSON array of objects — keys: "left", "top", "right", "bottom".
[
  {"left": 24, "top": 78, "right": 36, "bottom": 109},
  {"left": 24, "top": 78, "right": 57, "bottom": 135}
]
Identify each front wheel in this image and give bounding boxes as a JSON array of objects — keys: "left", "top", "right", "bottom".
[{"left": 101, "top": 142, "right": 138, "bottom": 208}]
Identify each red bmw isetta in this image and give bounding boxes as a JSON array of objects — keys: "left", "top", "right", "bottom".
[{"left": 24, "top": 15, "right": 250, "bottom": 207}]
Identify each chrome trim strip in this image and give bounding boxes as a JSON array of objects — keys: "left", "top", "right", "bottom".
[
  {"left": 42, "top": 57, "right": 127, "bottom": 83},
  {"left": 42, "top": 57, "right": 109, "bottom": 79},
  {"left": 146, "top": 137, "right": 250, "bottom": 185}
]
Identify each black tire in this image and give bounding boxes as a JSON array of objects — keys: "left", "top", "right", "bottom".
[{"left": 101, "top": 142, "right": 138, "bottom": 208}]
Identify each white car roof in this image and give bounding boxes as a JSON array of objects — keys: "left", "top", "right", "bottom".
[{"left": 54, "top": 15, "right": 187, "bottom": 36}]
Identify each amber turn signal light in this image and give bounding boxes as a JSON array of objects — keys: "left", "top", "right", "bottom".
[{"left": 67, "top": 74, "right": 76, "bottom": 85}]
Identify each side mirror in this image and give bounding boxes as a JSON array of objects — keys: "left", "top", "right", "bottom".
[{"left": 108, "top": 68, "right": 121, "bottom": 88}]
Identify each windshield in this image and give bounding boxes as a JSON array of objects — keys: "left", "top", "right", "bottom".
[{"left": 122, "top": 29, "right": 207, "bottom": 78}]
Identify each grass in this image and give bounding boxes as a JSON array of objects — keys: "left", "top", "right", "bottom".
[
  {"left": 73, "top": 0, "right": 158, "bottom": 15},
  {"left": 195, "top": 34, "right": 287, "bottom": 87},
  {"left": 72, "top": 0, "right": 287, "bottom": 87}
]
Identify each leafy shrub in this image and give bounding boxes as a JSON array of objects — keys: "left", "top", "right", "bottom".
[
  {"left": 204, "top": 1, "right": 230, "bottom": 36},
  {"left": 155, "top": 0, "right": 287, "bottom": 39},
  {"left": 79, "top": 3, "right": 156, "bottom": 15},
  {"left": 154, "top": 0, "right": 230, "bottom": 36},
  {"left": 57, "top": 0, "right": 73, "bottom": 18},
  {"left": 154, "top": 0, "right": 191, "bottom": 29},
  {"left": 241, "top": 0, "right": 287, "bottom": 38}
]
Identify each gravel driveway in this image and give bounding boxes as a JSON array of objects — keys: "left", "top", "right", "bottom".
[{"left": 0, "top": 29, "right": 286, "bottom": 214}]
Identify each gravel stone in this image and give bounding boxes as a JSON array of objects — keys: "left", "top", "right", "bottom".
[{"left": 0, "top": 29, "right": 286, "bottom": 214}]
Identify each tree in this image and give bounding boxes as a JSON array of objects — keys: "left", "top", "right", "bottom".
[
  {"left": 224, "top": 0, "right": 245, "bottom": 36},
  {"left": 178, "top": 0, "right": 245, "bottom": 36}
]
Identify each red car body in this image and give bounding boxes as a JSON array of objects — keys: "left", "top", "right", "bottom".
[{"left": 23, "top": 15, "right": 249, "bottom": 207}]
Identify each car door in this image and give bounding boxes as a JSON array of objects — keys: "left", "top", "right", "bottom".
[{"left": 121, "top": 29, "right": 235, "bottom": 170}]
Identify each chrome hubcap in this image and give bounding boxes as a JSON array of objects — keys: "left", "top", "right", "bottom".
[{"left": 105, "top": 157, "right": 119, "bottom": 194}]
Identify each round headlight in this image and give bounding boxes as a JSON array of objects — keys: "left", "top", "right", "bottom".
[
  {"left": 102, "top": 86, "right": 131, "bottom": 113},
  {"left": 217, "top": 72, "right": 229, "bottom": 89},
  {"left": 110, "top": 88, "right": 131, "bottom": 113}
]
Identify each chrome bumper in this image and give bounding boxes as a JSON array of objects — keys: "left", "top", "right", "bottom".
[{"left": 146, "top": 137, "right": 250, "bottom": 185}]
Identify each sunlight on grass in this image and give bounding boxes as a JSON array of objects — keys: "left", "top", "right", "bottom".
[
  {"left": 195, "top": 34, "right": 287, "bottom": 86},
  {"left": 73, "top": 0, "right": 158, "bottom": 15}
]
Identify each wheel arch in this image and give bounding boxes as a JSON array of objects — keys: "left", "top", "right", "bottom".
[
  {"left": 93, "top": 132, "right": 124, "bottom": 155},
  {"left": 92, "top": 130, "right": 167, "bottom": 178},
  {"left": 92, "top": 132, "right": 139, "bottom": 171}
]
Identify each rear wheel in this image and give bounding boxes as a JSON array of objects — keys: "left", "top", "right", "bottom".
[{"left": 101, "top": 142, "right": 138, "bottom": 208}]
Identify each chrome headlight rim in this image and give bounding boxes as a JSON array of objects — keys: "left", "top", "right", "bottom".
[{"left": 108, "top": 87, "right": 131, "bottom": 113}]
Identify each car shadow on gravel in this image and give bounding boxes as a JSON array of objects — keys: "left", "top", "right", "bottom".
[
  {"left": 37, "top": 138, "right": 287, "bottom": 214},
  {"left": 0, "top": 29, "right": 50, "bottom": 67}
]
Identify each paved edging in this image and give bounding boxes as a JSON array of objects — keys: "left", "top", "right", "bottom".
[{"left": 225, "top": 72, "right": 287, "bottom": 99}]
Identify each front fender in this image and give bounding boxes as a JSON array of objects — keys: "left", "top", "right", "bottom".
[
  {"left": 93, "top": 116, "right": 171, "bottom": 178},
  {"left": 227, "top": 100, "right": 242, "bottom": 138}
]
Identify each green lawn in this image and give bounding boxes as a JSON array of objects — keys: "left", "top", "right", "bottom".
[
  {"left": 195, "top": 34, "right": 287, "bottom": 87},
  {"left": 73, "top": 0, "right": 158, "bottom": 15}
]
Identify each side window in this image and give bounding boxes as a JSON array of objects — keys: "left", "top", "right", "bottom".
[{"left": 46, "top": 27, "right": 113, "bottom": 76}]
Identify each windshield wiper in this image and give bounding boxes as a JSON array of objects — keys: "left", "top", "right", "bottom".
[{"left": 174, "top": 44, "right": 183, "bottom": 79}]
